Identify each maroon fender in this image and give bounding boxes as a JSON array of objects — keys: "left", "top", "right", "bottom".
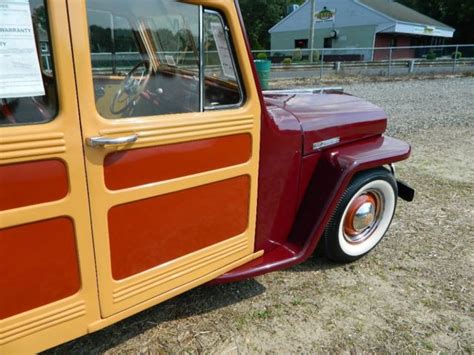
[
  {"left": 214, "top": 1, "right": 411, "bottom": 284},
  {"left": 233, "top": 0, "right": 305, "bottom": 254},
  {"left": 254, "top": 104, "right": 302, "bottom": 252},
  {"left": 214, "top": 135, "right": 411, "bottom": 283}
]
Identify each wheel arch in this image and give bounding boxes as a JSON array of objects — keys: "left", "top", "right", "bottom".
[
  {"left": 288, "top": 135, "right": 411, "bottom": 259},
  {"left": 214, "top": 135, "right": 411, "bottom": 282}
]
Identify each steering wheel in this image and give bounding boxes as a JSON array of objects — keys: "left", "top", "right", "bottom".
[{"left": 110, "top": 60, "right": 151, "bottom": 115}]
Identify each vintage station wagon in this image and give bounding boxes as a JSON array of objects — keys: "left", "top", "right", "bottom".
[{"left": 0, "top": 0, "right": 414, "bottom": 352}]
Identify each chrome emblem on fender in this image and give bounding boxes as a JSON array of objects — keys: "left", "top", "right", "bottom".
[{"left": 313, "top": 137, "right": 341, "bottom": 151}]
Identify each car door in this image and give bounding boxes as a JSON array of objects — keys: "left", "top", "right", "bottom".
[
  {"left": 67, "top": 0, "right": 262, "bottom": 317},
  {"left": 0, "top": 1, "right": 99, "bottom": 352}
]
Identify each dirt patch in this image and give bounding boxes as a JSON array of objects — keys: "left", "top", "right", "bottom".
[{"left": 46, "top": 78, "right": 473, "bottom": 354}]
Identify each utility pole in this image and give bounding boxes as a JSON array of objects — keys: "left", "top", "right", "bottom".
[{"left": 309, "top": 0, "right": 316, "bottom": 62}]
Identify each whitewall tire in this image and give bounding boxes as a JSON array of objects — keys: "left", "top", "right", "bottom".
[{"left": 324, "top": 168, "right": 398, "bottom": 262}]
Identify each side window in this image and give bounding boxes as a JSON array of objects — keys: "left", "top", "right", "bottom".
[
  {"left": 203, "top": 11, "right": 243, "bottom": 108},
  {"left": 88, "top": 10, "right": 142, "bottom": 75},
  {"left": 86, "top": 0, "right": 243, "bottom": 120},
  {"left": 0, "top": 0, "right": 58, "bottom": 126},
  {"left": 87, "top": 0, "right": 200, "bottom": 119},
  {"left": 150, "top": 16, "right": 199, "bottom": 70}
]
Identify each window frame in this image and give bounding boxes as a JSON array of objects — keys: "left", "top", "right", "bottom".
[{"left": 202, "top": 8, "right": 245, "bottom": 112}]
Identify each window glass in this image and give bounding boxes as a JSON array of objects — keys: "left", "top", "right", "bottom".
[
  {"left": 88, "top": 10, "right": 142, "bottom": 75},
  {"left": 0, "top": 0, "right": 58, "bottom": 126},
  {"left": 150, "top": 14, "right": 199, "bottom": 70},
  {"left": 87, "top": 0, "right": 200, "bottom": 119},
  {"left": 86, "top": 1, "right": 244, "bottom": 119},
  {"left": 203, "top": 11, "right": 243, "bottom": 108}
]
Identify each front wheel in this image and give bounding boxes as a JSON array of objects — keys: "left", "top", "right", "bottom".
[{"left": 324, "top": 168, "right": 398, "bottom": 262}]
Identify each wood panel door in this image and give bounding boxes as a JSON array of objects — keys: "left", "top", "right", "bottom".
[
  {"left": 68, "top": 0, "right": 262, "bottom": 318},
  {"left": 0, "top": 1, "right": 99, "bottom": 352}
]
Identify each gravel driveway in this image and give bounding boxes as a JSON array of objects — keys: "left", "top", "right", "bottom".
[{"left": 46, "top": 77, "right": 473, "bottom": 354}]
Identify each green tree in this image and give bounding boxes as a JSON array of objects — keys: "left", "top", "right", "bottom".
[{"left": 238, "top": 0, "right": 305, "bottom": 49}]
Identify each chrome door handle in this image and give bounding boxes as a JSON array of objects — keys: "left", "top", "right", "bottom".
[{"left": 86, "top": 134, "right": 138, "bottom": 147}]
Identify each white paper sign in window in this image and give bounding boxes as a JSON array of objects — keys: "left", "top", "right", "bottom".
[
  {"left": 165, "top": 54, "right": 176, "bottom": 66},
  {"left": 0, "top": 0, "right": 45, "bottom": 99},
  {"left": 210, "top": 22, "right": 235, "bottom": 80}
]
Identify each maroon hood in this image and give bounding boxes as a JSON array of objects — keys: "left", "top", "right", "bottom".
[{"left": 264, "top": 92, "right": 387, "bottom": 155}]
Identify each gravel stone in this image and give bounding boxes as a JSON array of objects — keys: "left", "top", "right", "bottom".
[{"left": 344, "top": 77, "right": 474, "bottom": 138}]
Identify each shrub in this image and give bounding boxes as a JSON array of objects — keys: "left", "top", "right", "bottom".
[
  {"left": 307, "top": 50, "right": 320, "bottom": 62},
  {"left": 426, "top": 50, "right": 437, "bottom": 60},
  {"left": 292, "top": 48, "right": 302, "bottom": 62},
  {"left": 282, "top": 57, "right": 292, "bottom": 65},
  {"left": 256, "top": 52, "right": 268, "bottom": 60},
  {"left": 451, "top": 51, "right": 462, "bottom": 59},
  {"left": 313, "top": 50, "right": 321, "bottom": 62}
]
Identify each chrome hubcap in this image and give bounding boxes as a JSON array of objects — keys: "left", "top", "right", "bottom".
[
  {"left": 353, "top": 202, "right": 375, "bottom": 232},
  {"left": 343, "top": 190, "right": 384, "bottom": 244}
]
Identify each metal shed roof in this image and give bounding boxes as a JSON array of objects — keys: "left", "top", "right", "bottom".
[{"left": 357, "top": 0, "right": 454, "bottom": 31}]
